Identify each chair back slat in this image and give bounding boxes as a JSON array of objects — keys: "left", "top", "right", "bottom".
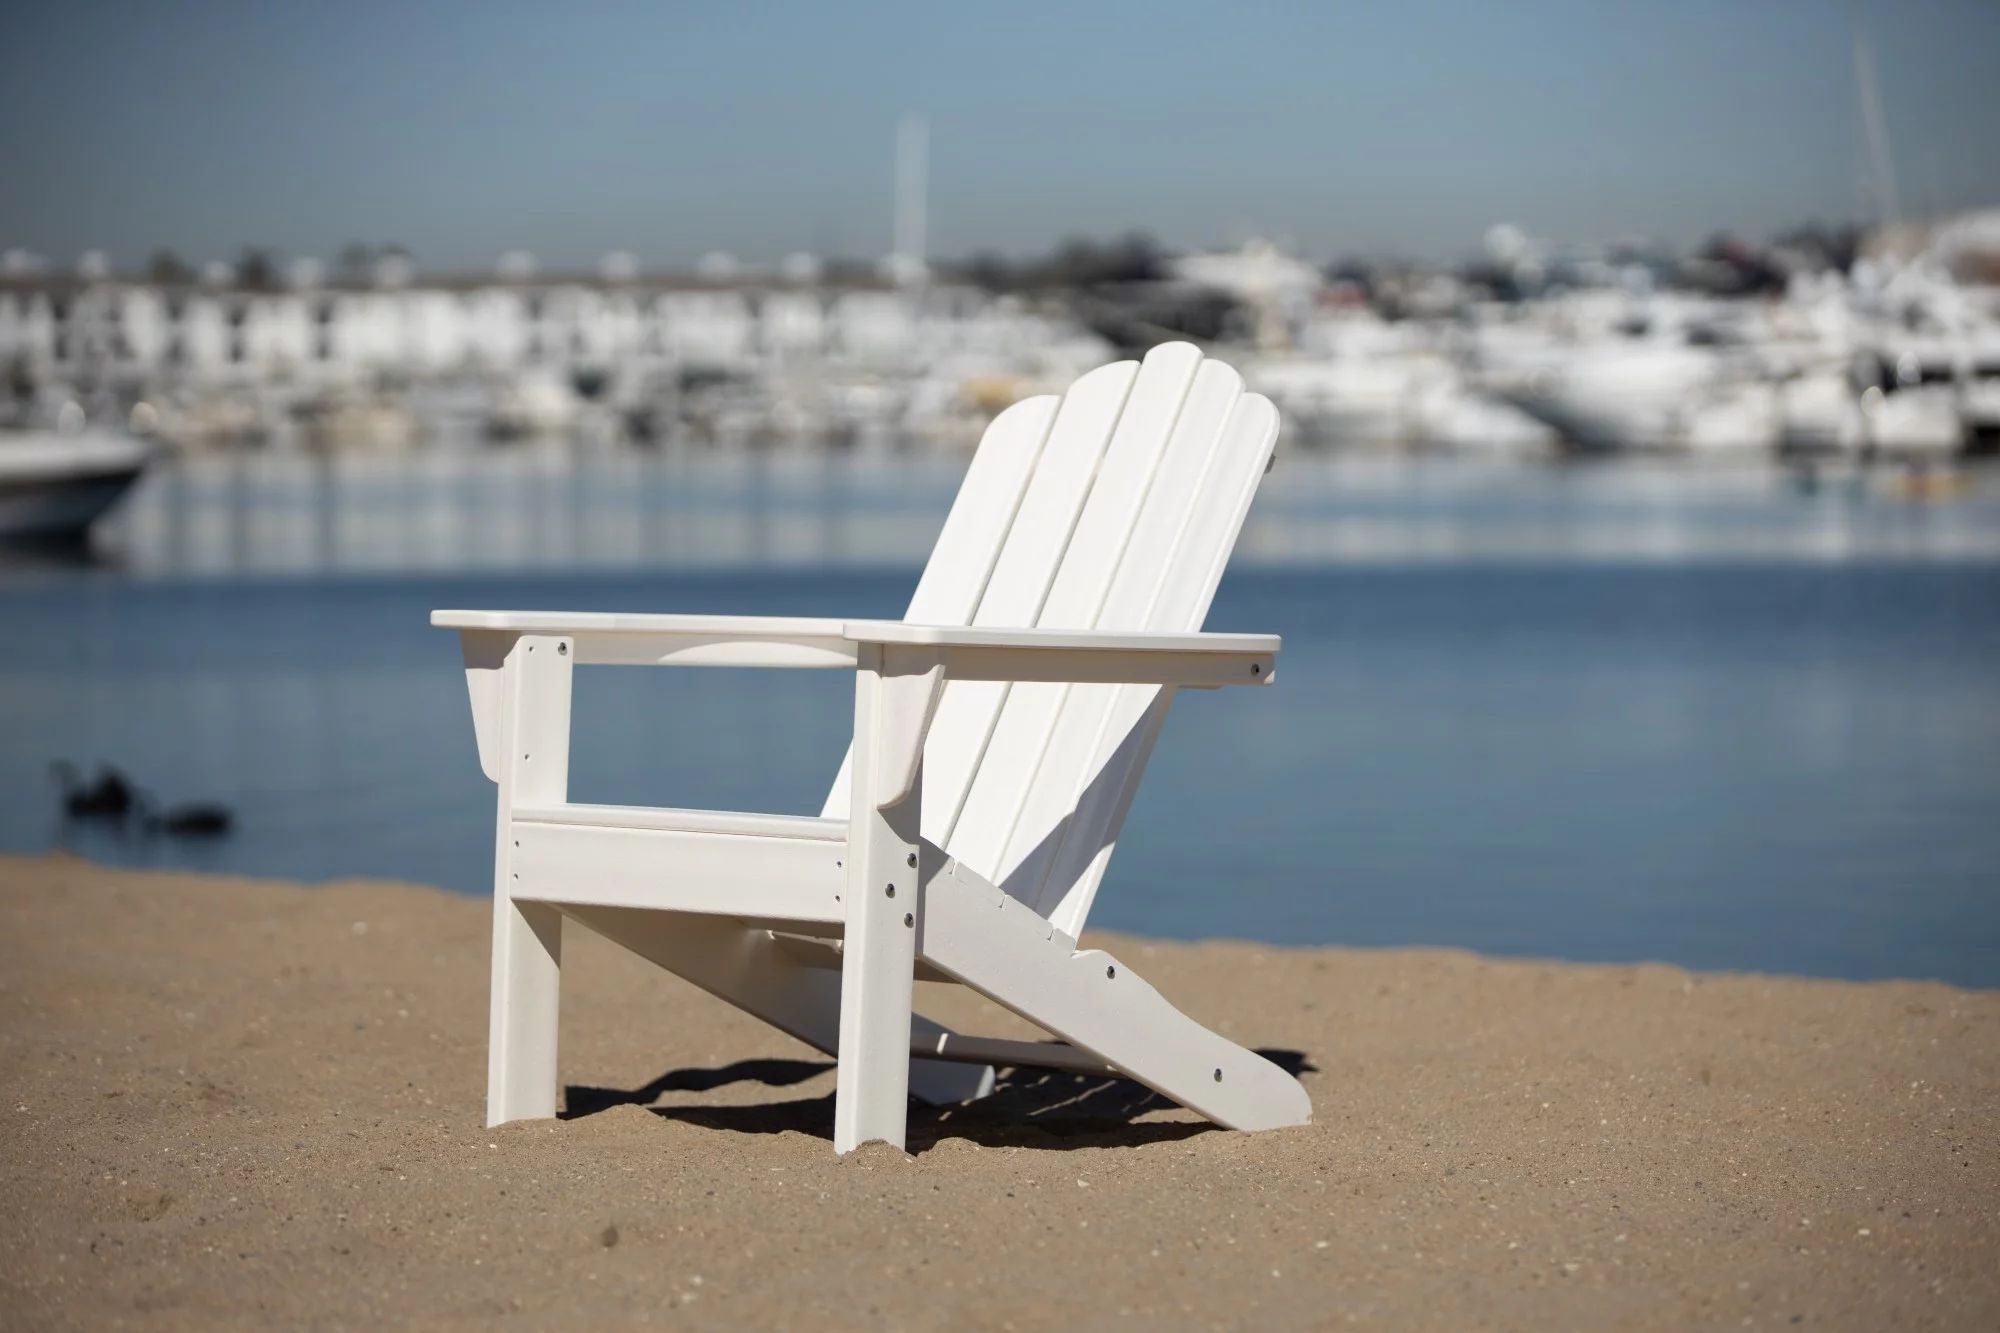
[
  {"left": 943, "top": 343, "right": 1201, "bottom": 874},
  {"left": 910, "top": 359, "right": 1137, "bottom": 842},
  {"left": 1033, "top": 391, "right": 1279, "bottom": 934},
  {"left": 818, "top": 346, "right": 1278, "bottom": 936},
  {"left": 819, "top": 394, "right": 1059, "bottom": 819}
]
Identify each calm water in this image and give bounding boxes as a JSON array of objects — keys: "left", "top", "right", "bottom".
[
  {"left": 3, "top": 556, "right": 2000, "bottom": 980},
  {"left": 4, "top": 486, "right": 1997, "bottom": 984}
]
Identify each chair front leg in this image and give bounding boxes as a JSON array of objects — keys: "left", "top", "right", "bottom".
[
  {"left": 486, "top": 634, "right": 573, "bottom": 1126},
  {"left": 488, "top": 899, "right": 562, "bottom": 1125},
  {"left": 833, "top": 645, "right": 944, "bottom": 1153}
]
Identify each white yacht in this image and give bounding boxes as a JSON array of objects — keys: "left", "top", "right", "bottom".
[{"left": 0, "top": 430, "right": 155, "bottom": 541}]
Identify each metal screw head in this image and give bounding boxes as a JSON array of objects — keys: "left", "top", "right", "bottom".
[
  {"left": 1106, "top": 965, "right": 1116, "bottom": 979},
  {"left": 884, "top": 884, "right": 895, "bottom": 898},
  {"left": 903, "top": 912, "right": 914, "bottom": 928},
  {"left": 1213, "top": 1068, "right": 1223, "bottom": 1082}
]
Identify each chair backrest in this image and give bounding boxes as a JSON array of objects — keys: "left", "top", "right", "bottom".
[{"left": 820, "top": 342, "right": 1278, "bottom": 937}]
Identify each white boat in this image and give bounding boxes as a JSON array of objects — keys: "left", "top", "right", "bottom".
[
  {"left": 0, "top": 431, "right": 154, "bottom": 541},
  {"left": 1482, "top": 338, "right": 1780, "bottom": 455},
  {"left": 1247, "top": 352, "right": 1556, "bottom": 454}
]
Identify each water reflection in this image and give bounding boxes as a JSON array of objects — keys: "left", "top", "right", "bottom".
[
  {"left": 40, "top": 450, "right": 2000, "bottom": 578},
  {"left": 90, "top": 449, "right": 963, "bottom": 575}
]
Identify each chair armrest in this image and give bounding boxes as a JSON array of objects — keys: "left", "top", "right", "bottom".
[
  {"left": 432, "top": 610, "right": 858, "bottom": 668},
  {"left": 433, "top": 610, "right": 1278, "bottom": 685},
  {"left": 437, "top": 610, "right": 1277, "bottom": 784},
  {"left": 843, "top": 621, "right": 1278, "bottom": 688},
  {"left": 433, "top": 610, "right": 849, "bottom": 635}
]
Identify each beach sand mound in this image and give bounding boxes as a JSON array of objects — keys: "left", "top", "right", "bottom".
[{"left": 1, "top": 853, "right": 1994, "bottom": 1329}]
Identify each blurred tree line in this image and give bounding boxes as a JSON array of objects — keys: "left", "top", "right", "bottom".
[{"left": 950, "top": 233, "right": 1169, "bottom": 292}]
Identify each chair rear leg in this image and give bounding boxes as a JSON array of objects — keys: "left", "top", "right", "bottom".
[
  {"left": 922, "top": 866, "right": 1312, "bottom": 1133},
  {"left": 487, "top": 898, "right": 562, "bottom": 1126}
]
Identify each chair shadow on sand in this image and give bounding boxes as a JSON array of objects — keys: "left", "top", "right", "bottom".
[{"left": 562, "top": 1049, "right": 1315, "bottom": 1153}]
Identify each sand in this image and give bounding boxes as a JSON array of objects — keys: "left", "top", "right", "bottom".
[{"left": 1, "top": 853, "right": 1994, "bottom": 1330}]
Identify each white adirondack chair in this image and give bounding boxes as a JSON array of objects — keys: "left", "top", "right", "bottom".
[{"left": 434, "top": 342, "right": 1309, "bottom": 1152}]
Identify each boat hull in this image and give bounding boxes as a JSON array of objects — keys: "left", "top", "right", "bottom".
[{"left": 0, "top": 455, "right": 148, "bottom": 542}]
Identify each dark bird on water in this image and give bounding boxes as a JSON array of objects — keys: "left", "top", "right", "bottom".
[
  {"left": 50, "top": 761, "right": 236, "bottom": 838},
  {"left": 147, "top": 803, "right": 235, "bottom": 838},
  {"left": 49, "top": 762, "right": 137, "bottom": 821}
]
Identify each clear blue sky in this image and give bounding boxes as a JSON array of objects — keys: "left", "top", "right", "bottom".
[{"left": 3, "top": 0, "right": 1996, "bottom": 271}]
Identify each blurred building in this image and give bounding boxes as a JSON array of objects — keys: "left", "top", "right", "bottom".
[
  {"left": 0, "top": 261, "right": 1089, "bottom": 388},
  {"left": 0, "top": 252, "right": 1110, "bottom": 451}
]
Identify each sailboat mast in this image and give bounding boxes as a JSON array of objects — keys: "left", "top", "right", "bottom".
[
  {"left": 893, "top": 115, "right": 929, "bottom": 282},
  {"left": 1852, "top": 31, "right": 1902, "bottom": 227}
]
